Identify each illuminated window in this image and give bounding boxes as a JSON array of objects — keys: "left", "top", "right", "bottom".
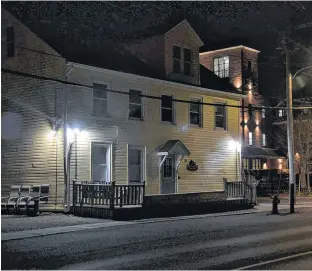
[
  {"left": 262, "top": 108, "right": 265, "bottom": 118},
  {"left": 213, "top": 56, "right": 229, "bottom": 78},
  {"left": 262, "top": 134, "right": 266, "bottom": 146},
  {"left": 93, "top": 84, "right": 107, "bottom": 116},
  {"left": 249, "top": 132, "right": 253, "bottom": 146},
  {"left": 278, "top": 109, "right": 284, "bottom": 117}
]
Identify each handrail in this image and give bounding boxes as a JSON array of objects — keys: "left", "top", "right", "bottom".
[{"left": 225, "top": 180, "right": 256, "bottom": 205}]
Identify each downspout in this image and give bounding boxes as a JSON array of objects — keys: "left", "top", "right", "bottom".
[{"left": 64, "top": 63, "right": 74, "bottom": 213}]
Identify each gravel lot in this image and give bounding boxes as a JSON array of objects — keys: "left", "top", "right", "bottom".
[{"left": 1, "top": 213, "right": 109, "bottom": 233}]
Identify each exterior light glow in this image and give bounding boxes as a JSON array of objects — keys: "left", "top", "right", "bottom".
[
  {"left": 73, "top": 128, "right": 80, "bottom": 135},
  {"left": 229, "top": 140, "right": 241, "bottom": 152},
  {"left": 47, "top": 129, "right": 57, "bottom": 139}
]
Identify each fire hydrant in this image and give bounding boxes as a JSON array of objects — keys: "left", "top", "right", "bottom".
[{"left": 271, "top": 194, "right": 280, "bottom": 214}]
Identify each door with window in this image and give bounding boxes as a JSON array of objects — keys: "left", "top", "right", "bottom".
[{"left": 161, "top": 156, "right": 176, "bottom": 194}]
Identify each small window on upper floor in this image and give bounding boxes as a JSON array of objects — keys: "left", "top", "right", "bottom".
[
  {"left": 278, "top": 109, "right": 284, "bottom": 117},
  {"left": 129, "top": 89, "right": 143, "bottom": 120},
  {"left": 161, "top": 95, "right": 174, "bottom": 123},
  {"left": 93, "top": 83, "right": 108, "bottom": 116},
  {"left": 173, "top": 46, "right": 181, "bottom": 73},
  {"left": 262, "top": 108, "right": 266, "bottom": 119},
  {"left": 190, "top": 98, "right": 202, "bottom": 126},
  {"left": 6, "top": 26, "right": 15, "bottom": 58},
  {"left": 183, "top": 48, "right": 191, "bottom": 75},
  {"left": 213, "top": 56, "right": 229, "bottom": 78},
  {"left": 262, "top": 134, "right": 266, "bottom": 147},
  {"left": 215, "top": 103, "right": 227, "bottom": 129},
  {"left": 249, "top": 132, "right": 253, "bottom": 146}
]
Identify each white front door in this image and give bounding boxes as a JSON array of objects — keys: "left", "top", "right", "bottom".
[{"left": 161, "top": 156, "right": 176, "bottom": 194}]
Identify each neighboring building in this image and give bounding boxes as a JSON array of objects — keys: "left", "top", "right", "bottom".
[
  {"left": 1, "top": 8, "right": 66, "bottom": 210},
  {"left": 200, "top": 46, "right": 286, "bottom": 172},
  {"left": 1, "top": 13, "right": 244, "bottom": 208}
]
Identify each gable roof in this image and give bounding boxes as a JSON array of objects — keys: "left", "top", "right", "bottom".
[
  {"left": 165, "top": 19, "right": 204, "bottom": 46},
  {"left": 158, "top": 140, "right": 191, "bottom": 156}
]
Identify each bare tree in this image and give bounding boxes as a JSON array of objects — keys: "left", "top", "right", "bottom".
[{"left": 273, "top": 109, "right": 312, "bottom": 194}]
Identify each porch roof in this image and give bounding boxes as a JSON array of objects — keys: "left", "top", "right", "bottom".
[
  {"left": 242, "top": 147, "right": 285, "bottom": 159},
  {"left": 157, "top": 140, "right": 191, "bottom": 156}
]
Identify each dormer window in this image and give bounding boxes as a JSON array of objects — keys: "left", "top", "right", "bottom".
[
  {"left": 173, "top": 46, "right": 181, "bottom": 73},
  {"left": 213, "top": 56, "right": 229, "bottom": 78},
  {"left": 183, "top": 48, "right": 191, "bottom": 75}
]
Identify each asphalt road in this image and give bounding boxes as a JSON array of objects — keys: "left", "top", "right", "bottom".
[{"left": 2, "top": 208, "right": 312, "bottom": 270}]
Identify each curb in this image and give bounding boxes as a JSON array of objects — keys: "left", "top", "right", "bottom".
[{"left": 236, "top": 250, "right": 312, "bottom": 270}]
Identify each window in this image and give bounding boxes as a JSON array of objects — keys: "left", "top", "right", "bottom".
[
  {"left": 278, "top": 109, "right": 284, "bottom": 117},
  {"left": 262, "top": 108, "right": 265, "bottom": 118},
  {"left": 93, "top": 84, "right": 107, "bottom": 116},
  {"left": 190, "top": 98, "right": 202, "bottom": 126},
  {"left": 249, "top": 132, "right": 253, "bottom": 146},
  {"left": 91, "top": 143, "right": 111, "bottom": 184},
  {"left": 161, "top": 95, "right": 174, "bottom": 123},
  {"left": 213, "top": 56, "right": 229, "bottom": 78},
  {"left": 163, "top": 157, "right": 173, "bottom": 178},
  {"left": 215, "top": 103, "right": 226, "bottom": 129},
  {"left": 6, "top": 26, "right": 15, "bottom": 57},
  {"left": 128, "top": 147, "right": 144, "bottom": 183},
  {"left": 173, "top": 46, "right": 181, "bottom": 73},
  {"left": 129, "top": 89, "right": 142, "bottom": 119},
  {"left": 262, "top": 134, "right": 266, "bottom": 146},
  {"left": 183, "top": 48, "right": 191, "bottom": 75},
  {"left": 248, "top": 61, "right": 252, "bottom": 73}
]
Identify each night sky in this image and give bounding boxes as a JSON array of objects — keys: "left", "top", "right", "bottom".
[{"left": 3, "top": 1, "right": 312, "bottom": 102}]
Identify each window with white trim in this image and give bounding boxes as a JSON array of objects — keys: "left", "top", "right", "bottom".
[
  {"left": 190, "top": 98, "right": 202, "bottom": 126},
  {"left": 249, "top": 132, "right": 253, "bottom": 146},
  {"left": 93, "top": 83, "right": 108, "bottom": 116},
  {"left": 183, "top": 48, "right": 191, "bottom": 75},
  {"left": 213, "top": 56, "right": 229, "bottom": 78},
  {"left": 161, "top": 95, "right": 174, "bottom": 123},
  {"left": 91, "top": 143, "right": 111, "bottom": 184},
  {"left": 129, "top": 89, "right": 142, "bottom": 120},
  {"left": 278, "top": 109, "right": 284, "bottom": 117},
  {"left": 128, "top": 146, "right": 144, "bottom": 183},
  {"left": 215, "top": 103, "right": 226, "bottom": 129},
  {"left": 173, "top": 46, "right": 181, "bottom": 73},
  {"left": 262, "top": 134, "right": 266, "bottom": 147}
]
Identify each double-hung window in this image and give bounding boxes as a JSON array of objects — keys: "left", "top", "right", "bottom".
[
  {"left": 215, "top": 103, "right": 226, "bottom": 129},
  {"left": 129, "top": 89, "right": 142, "bottom": 120},
  {"left": 93, "top": 83, "right": 108, "bottom": 116},
  {"left": 183, "top": 48, "right": 191, "bottom": 75},
  {"left": 262, "top": 134, "right": 266, "bottom": 147},
  {"left": 173, "top": 46, "right": 181, "bottom": 73},
  {"left": 128, "top": 146, "right": 144, "bottom": 183},
  {"left": 161, "top": 95, "right": 174, "bottom": 123},
  {"left": 190, "top": 98, "right": 202, "bottom": 126},
  {"left": 213, "top": 56, "right": 229, "bottom": 78},
  {"left": 91, "top": 143, "right": 111, "bottom": 184}
]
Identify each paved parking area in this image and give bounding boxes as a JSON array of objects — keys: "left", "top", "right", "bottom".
[{"left": 1, "top": 213, "right": 108, "bottom": 233}]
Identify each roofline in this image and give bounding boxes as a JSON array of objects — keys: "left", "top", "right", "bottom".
[
  {"left": 67, "top": 61, "right": 246, "bottom": 99},
  {"left": 200, "top": 45, "right": 260, "bottom": 55},
  {"left": 165, "top": 19, "right": 204, "bottom": 47}
]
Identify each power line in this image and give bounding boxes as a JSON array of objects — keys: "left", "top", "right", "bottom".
[{"left": 2, "top": 68, "right": 312, "bottom": 111}]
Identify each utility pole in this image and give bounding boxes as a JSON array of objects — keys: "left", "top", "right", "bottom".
[{"left": 284, "top": 38, "right": 296, "bottom": 213}]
